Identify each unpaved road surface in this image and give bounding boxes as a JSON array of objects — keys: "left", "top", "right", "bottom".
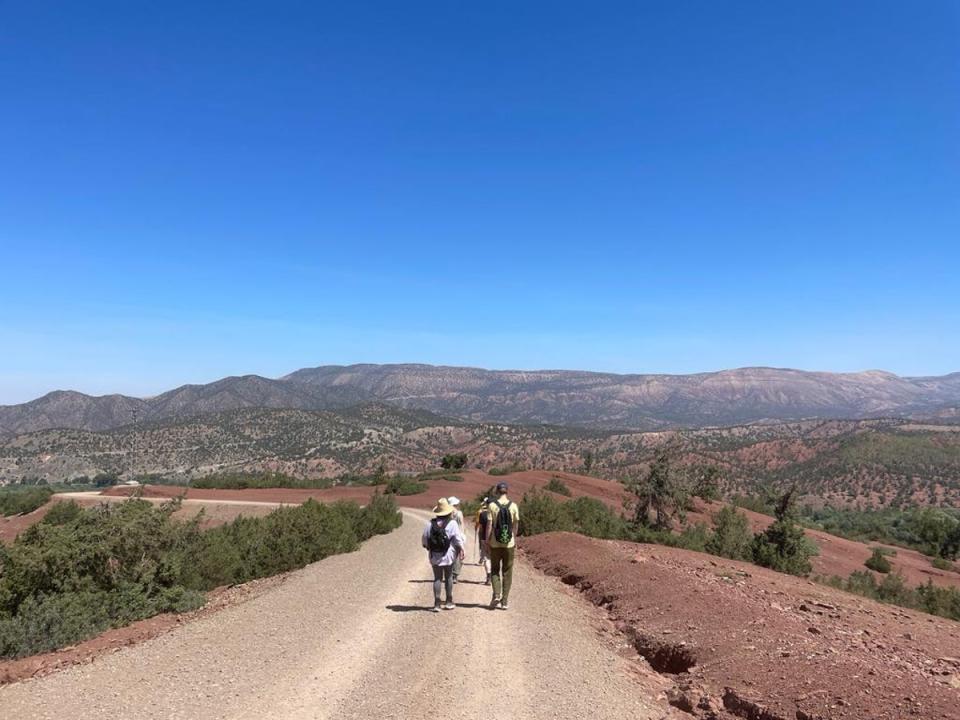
[{"left": 0, "top": 509, "right": 667, "bottom": 720}]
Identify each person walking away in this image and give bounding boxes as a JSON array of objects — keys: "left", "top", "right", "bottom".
[
  {"left": 422, "top": 498, "right": 465, "bottom": 611},
  {"left": 484, "top": 482, "right": 519, "bottom": 609},
  {"left": 475, "top": 497, "right": 492, "bottom": 584},
  {"left": 448, "top": 496, "right": 465, "bottom": 583}
]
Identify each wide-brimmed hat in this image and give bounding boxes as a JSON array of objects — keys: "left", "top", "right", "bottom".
[
  {"left": 448, "top": 496, "right": 461, "bottom": 506},
  {"left": 432, "top": 498, "right": 454, "bottom": 517}
]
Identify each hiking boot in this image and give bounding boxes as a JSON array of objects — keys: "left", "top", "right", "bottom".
[
  {"left": 500, "top": 600, "right": 509, "bottom": 610},
  {"left": 490, "top": 595, "right": 501, "bottom": 608},
  {"left": 443, "top": 602, "right": 455, "bottom": 610},
  {"left": 432, "top": 605, "right": 441, "bottom": 613}
]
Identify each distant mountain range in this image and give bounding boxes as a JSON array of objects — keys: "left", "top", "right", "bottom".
[{"left": 2, "top": 364, "right": 960, "bottom": 438}]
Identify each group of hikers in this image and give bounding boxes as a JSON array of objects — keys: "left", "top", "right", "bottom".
[{"left": 420, "top": 481, "right": 520, "bottom": 611}]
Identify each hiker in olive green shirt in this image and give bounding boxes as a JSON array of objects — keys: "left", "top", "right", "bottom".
[{"left": 483, "top": 481, "right": 520, "bottom": 610}]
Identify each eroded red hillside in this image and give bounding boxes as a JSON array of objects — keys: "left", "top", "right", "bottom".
[{"left": 523, "top": 532, "right": 960, "bottom": 720}]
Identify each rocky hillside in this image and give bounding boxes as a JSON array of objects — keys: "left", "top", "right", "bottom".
[
  {"left": 2, "top": 364, "right": 960, "bottom": 436},
  {"left": 3, "top": 404, "right": 960, "bottom": 508}
]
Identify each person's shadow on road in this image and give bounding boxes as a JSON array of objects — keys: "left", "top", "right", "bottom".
[{"left": 386, "top": 603, "right": 492, "bottom": 612}]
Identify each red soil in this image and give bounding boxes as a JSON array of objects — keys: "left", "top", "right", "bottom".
[
  {"left": 0, "top": 503, "right": 54, "bottom": 543},
  {"left": 523, "top": 532, "right": 960, "bottom": 720}
]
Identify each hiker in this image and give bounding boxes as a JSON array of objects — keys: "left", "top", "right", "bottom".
[
  {"left": 448, "top": 496, "right": 465, "bottom": 583},
  {"left": 422, "top": 498, "right": 465, "bottom": 611},
  {"left": 483, "top": 482, "right": 520, "bottom": 610},
  {"left": 475, "top": 496, "right": 492, "bottom": 584}
]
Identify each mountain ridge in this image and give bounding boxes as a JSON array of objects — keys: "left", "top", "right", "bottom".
[{"left": 2, "top": 363, "right": 959, "bottom": 437}]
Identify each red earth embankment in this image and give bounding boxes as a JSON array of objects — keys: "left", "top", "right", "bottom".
[{"left": 523, "top": 532, "right": 960, "bottom": 720}]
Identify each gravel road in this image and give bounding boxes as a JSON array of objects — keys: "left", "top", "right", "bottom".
[{"left": 0, "top": 509, "right": 664, "bottom": 720}]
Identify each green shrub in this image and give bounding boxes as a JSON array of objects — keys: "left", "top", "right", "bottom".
[
  {"left": 844, "top": 570, "right": 879, "bottom": 598},
  {"left": 489, "top": 463, "right": 525, "bottom": 476},
  {"left": 519, "top": 490, "right": 575, "bottom": 536},
  {"left": 519, "top": 491, "right": 629, "bottom": 540},
  {"left": 358, "top": 491, "right": 404, "bottom": 539},
  {"left": 917, "top": 580, "right": 960, "bottom": 619},
  {"left": 0, "top": 493, "right": 402, "bottom": 660},
  {"left": 825, "top": 570, "right": 960, "bottom": 623},
  {"left": 41, "top": 500, "right": 83, "bottom": 526},
  {"left": 876, "top": 572, "right": 912, "bottom": 605},
  {"left": 678, "top": 522, "right": 711, "bottom": 552},
  {"left": 0, "top": 487, "right": 53, "bottom": 517},
  {"left": 440, "top": 453, "right": 468, "bottom": 470},
  {"left": 567, "top": 497, "right": 629, "bottom": 539},
  {"left": 752, "top": 519, "right": 816, "bottom": 576},
  {"left": 865, "top": 547, "right": 892, "bottom": 573},
  {"left": 93, "top": 472, "right": 119, "bottom": 488},
  {"left": 384, "top": 477, "right": 427, "bottom": 496},
  {"left": 544, "top": 477, "right": 572, "bottom": 496},
  {"left": 706, "top": 505, "right": 753, "bottom": 561},
  {"left": 188, "top": 500, "right": 363, "bottom": 586},
  {"left": 931, "top": 556, "right": 955, "bottom": 572}
]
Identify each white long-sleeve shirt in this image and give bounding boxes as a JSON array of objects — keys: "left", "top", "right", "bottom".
[{"left": 421, "top": 516, "right": 465, "bottom": 566}]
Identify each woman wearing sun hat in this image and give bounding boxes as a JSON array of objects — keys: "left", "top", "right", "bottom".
[{"left": 421, "top": 498, "right": 465, "bottom": 611}]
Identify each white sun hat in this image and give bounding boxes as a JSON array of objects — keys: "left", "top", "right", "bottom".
[{"left": 447, "top": 496, "right": 461, "bottom": 506}]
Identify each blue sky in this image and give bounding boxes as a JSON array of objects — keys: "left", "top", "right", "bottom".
[{"left": 1, "top": 2, "right": 958, "bottom": 403}]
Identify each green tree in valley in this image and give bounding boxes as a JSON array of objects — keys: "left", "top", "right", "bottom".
[
  {"left": 706, "top": 505, "right": 752, "bottom": 560},
  {"left": 751, "top": 487, "right": 816, "bottom": 576},
  {"left": 692, "top": 465, "right": 722, "bottom": 502},
  {"left": 940, "top": 524, "right": 960, "bottom": 561},
  {"left": 440, "top": 453, "right": 468, "bottom": 470},
  {"left": 626, "top": 449, "right": 688, "bottom": 530},
  {"left": 581, "top": 449, "right": 594, "bottom": 475}
]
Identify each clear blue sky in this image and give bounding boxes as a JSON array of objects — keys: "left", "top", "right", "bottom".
[{"left": 1, "top": 2, "right": 958, "bottom": 404}]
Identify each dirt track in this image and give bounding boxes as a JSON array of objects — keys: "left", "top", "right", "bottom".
[{"left": 0, "top": 509, "right": 672, "bottom": 720}]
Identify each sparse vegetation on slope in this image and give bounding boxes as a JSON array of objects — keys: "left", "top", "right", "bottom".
[
  {"left": 0, "top": 493, "right": 402, "bottom": 659},
  {"left": 820, "top": 571, "right": 960, "bottom": 622},
  {"left": 191, "top": 472, "right": 334, "bottom": 490},
  {"left": 800, "top": 505, "right": 960, "bottom": 558},
  {"left": 4, "top": 407, "right": 960, "bottom": 510}
]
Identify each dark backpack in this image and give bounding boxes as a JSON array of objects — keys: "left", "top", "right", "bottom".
[
  {"left": 478, "top": 508, "right": 491, "bottom": 537},
  {"left": 428, "top": 517, "right": 452, "bottom": 553},
  {"left": 492, "top": 500, "right": 514, "bottom": 544}
]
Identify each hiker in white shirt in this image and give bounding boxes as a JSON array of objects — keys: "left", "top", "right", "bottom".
[{"left": 421, "top": 498, "right": 465, "bottom": 611}]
